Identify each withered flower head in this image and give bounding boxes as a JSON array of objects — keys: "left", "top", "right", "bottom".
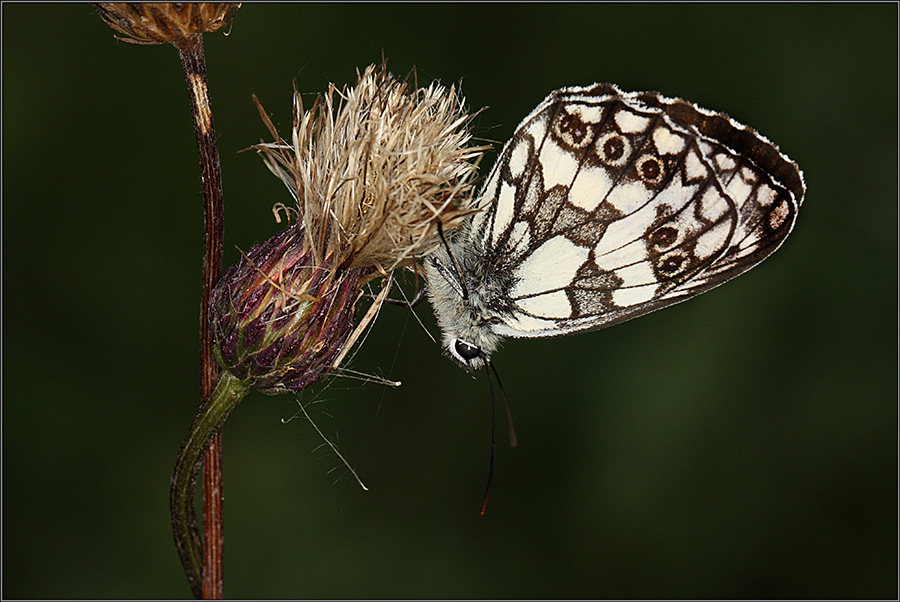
[
  {"left": 211, "top": 64, "right": 487, "bottom": 393},
  {"left": 253, "top": 63, "right": 487, "bottom": 273},
  {"left": 93, "top": 3, "right": 239, "bottom": 46}
]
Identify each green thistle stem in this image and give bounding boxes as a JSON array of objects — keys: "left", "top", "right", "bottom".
[{"left": 170, "top": 371, "right": 251, "bottom": 598}]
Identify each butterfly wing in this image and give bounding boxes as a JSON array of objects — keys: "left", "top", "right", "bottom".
[{"left": 465, "top": 84, "right": 805, "bottom": 339}]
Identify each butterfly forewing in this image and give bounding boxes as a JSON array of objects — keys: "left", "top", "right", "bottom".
[{"left": 466, "top": 84, "right": 804, "bottom": 340}]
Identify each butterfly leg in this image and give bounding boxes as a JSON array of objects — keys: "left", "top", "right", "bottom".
[
  {"left": 364, "top": 283, "right": 427, "bottom": 308},
  {"left": 361, "top": 265, "right": 428, "bottom": 308}
]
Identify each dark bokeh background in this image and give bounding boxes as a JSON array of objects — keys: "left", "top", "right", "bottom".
[{"left": 3, "top": 4, "right": 897, "bottom": 599}]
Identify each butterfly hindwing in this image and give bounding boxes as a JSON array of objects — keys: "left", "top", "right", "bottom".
[{"left": 465, "top": 84, "right": 804, "bottom": 340}]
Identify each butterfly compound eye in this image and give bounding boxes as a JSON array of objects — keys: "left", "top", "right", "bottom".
[{"left": 454, "top": 339, "right": 482, "bottom": 361}]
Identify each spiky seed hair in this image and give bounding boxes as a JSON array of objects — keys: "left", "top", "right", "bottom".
[{"left": 252, "top": 63, "right": 489, "bottom": 275}]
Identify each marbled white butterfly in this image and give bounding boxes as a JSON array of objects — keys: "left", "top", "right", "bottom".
[{"left": 424, "top": 83, "right": 805, "bottom": 371}]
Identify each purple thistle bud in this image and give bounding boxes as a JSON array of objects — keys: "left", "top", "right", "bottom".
[{"left": 210, "top": 224, "right": 364, "bottom": 394}]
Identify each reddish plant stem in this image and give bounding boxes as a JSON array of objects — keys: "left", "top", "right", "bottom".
[{"left": 177, "top": 36, "right": 225, "bottom": 600}]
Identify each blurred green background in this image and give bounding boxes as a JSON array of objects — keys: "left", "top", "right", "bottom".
[{"left": 4, "top": 3, "right": 896, "bottom": 599}]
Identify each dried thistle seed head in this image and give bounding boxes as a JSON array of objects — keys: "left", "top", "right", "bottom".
[
  {"left": 253, "top": 63, "right": 489, "bottom": 273},
  {"left": 211, "top": 63, "right": 487, "bottom": 393},
  {"left": 210, "top": 224, "right": 362, "bottom": 395},
  {"left": 93, "top": 3, "right": 239, "bottom": 46}
]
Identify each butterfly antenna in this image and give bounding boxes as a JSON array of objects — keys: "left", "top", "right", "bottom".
[
  {"left": 436, "top": 220, "right": 469, "bottom": 300},
  {"left": 480, "top": 358, "right": 497, "bottom": 515},
  {"left": 489, "top": 361, "right": 518, "bottom": 448}
]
